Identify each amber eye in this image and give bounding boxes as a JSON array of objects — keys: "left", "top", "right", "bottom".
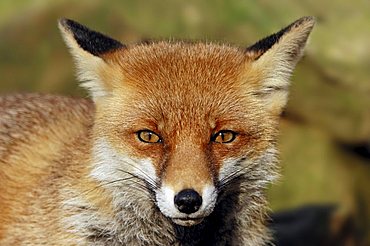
[
  {"left": 211, "top": 130, "right": 237, "bottom": 143},
  {"left": 137, "top": 130, "right": 162, "bottom": 143}
]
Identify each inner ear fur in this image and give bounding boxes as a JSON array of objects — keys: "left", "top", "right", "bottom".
[{"left": 245, "top": 16, "right": 315, "bottom": 115}]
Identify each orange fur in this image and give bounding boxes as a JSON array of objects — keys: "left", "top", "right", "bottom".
[
  {"left": 0, "top": 17, "right": 314, "bottom": 245},
  {"left": 96, "top": 42, "right": 275, "bottom": 190}
]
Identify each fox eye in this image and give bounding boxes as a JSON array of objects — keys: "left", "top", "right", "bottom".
[
  {"left": 211, "top": 130, "right": 237, "bottom": 143},
  {"left": 137, "top": 130, "right": 162, "bottom": 143}
]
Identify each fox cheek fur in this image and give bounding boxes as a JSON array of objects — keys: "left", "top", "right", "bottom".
[{"left": 0, "top": 17, "right": 314, "bottom": 245}]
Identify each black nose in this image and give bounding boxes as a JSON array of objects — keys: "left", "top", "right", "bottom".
[{"left": 174, "top": 189, "right": 202, "bottom": 214}]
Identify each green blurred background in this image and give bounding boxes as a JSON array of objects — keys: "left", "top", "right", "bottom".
[{"left": 0, "top": 0, "right": 369, "bottom": 243}]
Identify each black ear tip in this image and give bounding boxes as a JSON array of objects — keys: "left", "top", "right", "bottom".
[
  {"left": 246, "top": 16, "right": 315, "bottom": 57},
  {"left": 58, "top": 18, "right": 87, "bottom": 33},
  {"left": 58, "top": 18, "right": 71, "bottom": 29},
  {"left": 58, "top": 18, "right": 124, "bottom": 57},
  {"left": 58, "top": 18, "right": 79, "bottom": 34}
]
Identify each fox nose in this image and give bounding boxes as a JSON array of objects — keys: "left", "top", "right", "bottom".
[{"left": 174, "top": 189, "right": 202, "bottom": 214}]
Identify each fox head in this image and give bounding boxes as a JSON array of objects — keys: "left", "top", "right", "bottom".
[{"left": 59, "top": 17, "right": 314, "bottom": 227}]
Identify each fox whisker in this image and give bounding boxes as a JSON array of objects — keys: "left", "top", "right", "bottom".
[
  {"left": 217, "top": 159, "right": 249, "bottom": 190},
  {"left": 83, "top": 171, "right": 156, "bottom": 202},
  {"left": 100, "top": 176, "right": 156, "bottom": 202},
  {"left": 82, "top": 176, "right": 139, "bottom": 195},
  {"left": 217, "top": 158, "right": 264, "bottom": 203},
  {"left": 110, "top": 181, "right": 157, "bottom": 203},
  {"left": 116, "top": 168, "right": 158, "bottom": 191},
  {"left": 117, "top": 160, "right": 159, "bottom": 188}
]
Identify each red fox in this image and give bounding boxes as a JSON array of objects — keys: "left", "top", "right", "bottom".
[{"left": 0, "top": 17, "right": 314, "bottom": 245}]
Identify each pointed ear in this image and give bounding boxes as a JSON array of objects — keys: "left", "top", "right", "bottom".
[
  {"left": 58, "top": 18, "right": 125, "bottom": 100},
  {"left": 246, "top": 16, "right": 315, "bottom": 115}
]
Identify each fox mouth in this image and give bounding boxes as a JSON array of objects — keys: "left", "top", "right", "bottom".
[{"left": 172, "top": 217, "right": 205, "bottom": 226}]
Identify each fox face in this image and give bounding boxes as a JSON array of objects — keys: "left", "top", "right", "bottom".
[{"left": 59, "top": 18, "right": 314, "bottom": 227}]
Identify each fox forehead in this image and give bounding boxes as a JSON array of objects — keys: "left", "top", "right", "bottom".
[
  {"left": 114, "top": 41, "right": 247, "bottom": 83},
  {"left": 100, "top": 42, "right": 263, "bottom": 129}
]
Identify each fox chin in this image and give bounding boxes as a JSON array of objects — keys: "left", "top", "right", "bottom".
[{"left": 0, "top": 17, "right": 314, "bottom": 245}]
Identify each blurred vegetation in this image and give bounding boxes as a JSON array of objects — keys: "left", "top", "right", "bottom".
[{"left": 0, "top": 0, "right": 369, "bottom": 242}]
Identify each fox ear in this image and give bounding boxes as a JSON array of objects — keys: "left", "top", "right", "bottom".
[
  {"left": 58, "top": 18, "right": 125, "bottom": 100},
  {"left": 246, "top": 16, "right": 315, "bottom": 115}
]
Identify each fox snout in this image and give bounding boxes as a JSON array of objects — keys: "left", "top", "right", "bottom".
[
  {"left": 156, "top": 184, "right": 217, "bottom": 226},
  {"left": 154, "top": 140, "right": 218, "bottom": 226}
]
